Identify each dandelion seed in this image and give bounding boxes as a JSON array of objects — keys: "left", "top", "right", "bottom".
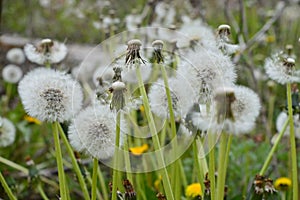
[
  {"left": 6, "top": 48, "right": 26, "bottom": 64},
  {"left": 24, "top": 38, "right": 67, "bottom": 65},
  {"left": 68, "top": 105, "right": 126, "bottom": 160},
  {"left": 18, "top": 68, "right": 83, "bottom": 122},
  {"left": 265, "top": 53, "right": 300, "bottom": 84},
  {"left": 2, "top": 64, "right": 23, "bottom": 83},
  {"left": 0, "top": 117, "right": 16, "bottom": 147},
  {"left": 217, "top": 24, "right": 239, "bottom": 55}
]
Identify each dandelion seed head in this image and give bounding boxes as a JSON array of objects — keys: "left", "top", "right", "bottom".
[
  {"left": 217, "top": 24, "right": 231, "bottom": 35},
  {"left": 0, "top": 117, "right": 16, "bottom": 147},
  {"left": 18, "top": 68, "right": 83, "bottom": 122},
  {"left": 6, "top": 48, "right": 26, "bottom": 64},
  {"left": 2, "top": 64, "right": 23, "bottom": 83},
  {"left": 152, "top": 40, "right": 164, "bottom": 50}
]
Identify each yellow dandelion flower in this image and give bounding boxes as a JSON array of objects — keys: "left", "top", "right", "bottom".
[
  {"left": 24, "top": 115, "right": 42, "bottom": 125},
  {"left": 129, "top": 144, "right": 149, "bottom": 156},
  {"left": 139, "top": 105, "right": 145, "bottom": 113},
  {"left": 154, "top": 175, "right": 162, "bottom": 191},
  {"left": 186, "top": 183, "right": 202, "bottom": 198},
  {"left": 274, "top": 177, "right": 291, "bottom": 191},
  {"left": 265, "top": 35, "right": 275, "bottom": 43}
]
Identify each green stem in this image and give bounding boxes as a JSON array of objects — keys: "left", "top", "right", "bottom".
[
  {"left": 259, "top": 119, "right": 289, "bottom": 175},
  {"left": 37, "top": 182, "right": 50, "bottom": 200},
  {"left": 52, "top": 122, "right": 68, "bottom": 200},
  {"left": 197, "top": 138, "right": 208, "bottom": 174},
  {"left": 92, "top": 158, "right": 98, "bottom": 200},
  {"left": 281, "top": 191, "right": 286, "bottom": 200},
  {"left": 57, "top": 124, "right": 91, "bottom": 200},
  {"left": 97, "top": 166, "right": 109, "bottom": 200},
  {"left": 160, "top": 64, "right": 180, "bottom": 199},
  {"left": 286, "top": 83, "right": 298, "bottom": 200},
  {"left": 193, "top": 138, "right": 205, "bottom": 198},
  {"left": 0, "top": 156, "right": 29, "bottom": 174},
  {"left": 0, "top": 171, "right": 16, "bottom": 200},
  {"left": 112, "top": 112, "right": 121, "bottom": 200},
  {"left": 208, "top": 132, "right": 216, "bottom": 200},
  {"left": 136, "top": 66, "right": 174, "bottom": 200},
  {"left": 216, "top": 133, "right": 227, "bottom": 200},
  {"left": 123, "top": 135, "right": 133, "bottom": 182}
]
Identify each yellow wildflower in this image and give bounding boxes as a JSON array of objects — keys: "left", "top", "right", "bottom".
[
  {"left": 129, "top": 144, "right": 149, "bottom": 156},
  {"left": 154, "top": 175, "right": 162, "bottom": 191},
  {"left": 274, "top": 177, "right": 291, "bottom": 191},
  {"left": 186, "top": 183, "right": 202, "bottom": 198},
  {"left": 24, "top": 115, "right": 42, "bottom": 125}
]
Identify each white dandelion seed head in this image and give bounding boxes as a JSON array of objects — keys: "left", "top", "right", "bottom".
[
  {"left": 152, "top": 40, "right": 164, "bottom": 50},
  {"left": 18, "top": 68, "right": 83, "bottom": 123},
  {"left": 2, "top": 64, "right": 23, "bottom": 83},
  {"left": 24, "top": 39, "right": 68, "bottom": 65},
  {"left": 6, "top": 48, "right": 26, "bottom": 64},
  {"left": 265, "top": 53, "right": 300, "bottom": 84},
  {"left": 178, "top": 48, "right": 236, "bottom": 103},
  {"left": 0, "top": 117, "right": 16, "bottom": 147},
  {"left": 276, "top": 111, "right": 300, "bottom": 138},
  {"left": 148, "top": 77, "right": 195, "bottom": 119},
  {"left": 68, "top": 105, "right": 127, "bottom": 159},
  {"left": 127, "top": 39, "right": 142, "bottom": 48},
  {"left": 218, "top": 24, "right": 231, "bottom": 32}
]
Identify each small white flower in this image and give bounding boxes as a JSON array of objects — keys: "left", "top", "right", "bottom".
[
  {"left": 24, "top": 39, "right": 68, "bottom": 65},
  {"left": 6, "top": 48, "right": 26, "bottom": 64},
  {"left": 2, "top": 64, "right": 23, "bottom": 83},
  {"left": 276, "top": 111, "right": 300, "bottom": 138},
  {"left": 68, "top": 105, "right": 126, "bottom": 159},
  {"left": 0, "top": 117, "right": 16, "bottom": 147},
  {"left": 148, "top": 77, "right": 195, "bottom": 119},
  {"left": 18, "top": 68, "right": 83, "bottom": 122},
  {"left": 265, "top": 54, "right": 300, "bottom": 84}
]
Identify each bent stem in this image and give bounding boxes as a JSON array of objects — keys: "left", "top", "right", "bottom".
[
  {"left": 92, "top": 158, "right": 98, "bottom": 200},
  {"left": 52, "top": 122, "right": 68, "bottom": 200},
  {"left": 112, "top": 111, "right": 121, "bottom": 200},
  {"left": 136, "top": 66, "right": 174, "bottom": 199},
  {"left": 259, "top": 119, "right": 289, "bottom": 175},
  {"left": 37, "top": 182, "right": 50, "bottom": 200},
  {"left": 57, "top": 124, "right": 90, "bottom": 200},
  {"left": 193, "top": 138, "right": 205, "bottom": 197},
  {"left": 286, "top": 83, "right": 298, "bottom": 200},
  {"left": 0, "top": 171, "right": 16, "bottom": 200}
]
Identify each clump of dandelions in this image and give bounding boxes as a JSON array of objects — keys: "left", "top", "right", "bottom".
[
  {"left": 6, "top": 48, "right": 26, "bottom": 65},
  {"left": 68, "top": 105, "right": 125, "bottom": 159},
  {"left": 265, "top": 54, "right": 300, "bottom": 84},
  {"left": 2, "top": 64, "right": 23, "bottom": 83},
  {"left": 24, "top": 38, "right": 68, "bottom": 65},
  {"left": 0, "top": 117, "right": 16, "bottom": 147},
  {"left": 18, "top": 68, "right": 83, "bottom": 123}
]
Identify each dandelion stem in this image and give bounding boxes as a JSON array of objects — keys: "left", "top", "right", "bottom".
[
  {"left": 208, "top": 132, "right": 216, "bottom": 200},
  {"left": 57, "top": 123, "right": 91, "bottom": 200},
  {"left": 97, "top": 165, "right": 109, "bottom": 200},
  {"left": 123, "top": 135, "right": 133, "bottom": 182},
  {"left": 286, "top": 83, "right": 298, "bottom": 200},
  {"left": 37, "top": 182, "right": 50, "bottom": 200},
  {"left": 92, "top": 158, "right": 98, "bottom": 200},
  {"left": 259, "top": 119, "right": 289, "bottom": 175},
  {"left": 193, "top": 138, "right": 205, "bottom": 198},
  {"left": 160, "top": 64, "right": 181, "bottom": 199},
  {"left": 52, "top": 122, "right": 68, "bottom": 200},
  {"left": 136, "top": 66, "right": 174, "bottom": 200},
  {"left": 0, "top": 171, "right": 16, "bottom": 200},
  {"left": 216, "top": 133, "right": 228, "bottom": 200},
  {"left": 0, "top": 156, "right": 29, "bottom": 174},
  {"left": 112, "top": 111, "right": 121, "bottom": 200}
]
